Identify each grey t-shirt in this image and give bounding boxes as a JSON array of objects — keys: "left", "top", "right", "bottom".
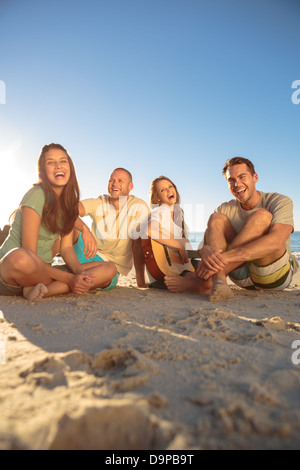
[{"left": 0, "top": 185, "right": 59, "bottom": 264}]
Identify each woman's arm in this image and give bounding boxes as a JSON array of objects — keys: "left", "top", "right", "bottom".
[
  {"left": 21, "top": 206, "right": 41, "bottom": 251},
  {"left": 21, "top": 206, "right": 71, "bottom": 284},
  {"left": 74, "top": 204, "right": 97, "bottom": 259},
  {"left": 60, "top": 231, "right": 85, "bottom": 274}
]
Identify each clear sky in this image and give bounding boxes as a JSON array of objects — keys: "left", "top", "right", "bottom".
[{"left": 1, "top": 0, "right": 299, "bottom": 232}]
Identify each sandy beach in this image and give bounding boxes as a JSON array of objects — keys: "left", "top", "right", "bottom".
[{"left": 0, "top": 269, "right": 300, "bottom": 450}]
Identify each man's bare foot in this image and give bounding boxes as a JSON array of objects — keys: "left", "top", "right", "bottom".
[
  {"left": 23, "top": 283, "right": 48, "bottom": 301},
  {"left": 164, "top": 275, "right": 211, "bottom": 294},
  {"left": 209, "top": 280, "right": 233, "bottom": 302}
]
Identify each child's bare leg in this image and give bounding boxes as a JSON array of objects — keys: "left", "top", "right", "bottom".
[{"left": 79, "top": 261, "right": 117, "bottom": 289}]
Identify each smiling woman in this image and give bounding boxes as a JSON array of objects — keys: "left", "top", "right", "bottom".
[
  {"left": 36, "top": 144, "right": 79, "bottom": 236},
  {"left": 45, "top": 150, "right": 71, "bottom": 189},
  {"left": 0, "top": 143, "right": 117, "bottom": 301}
]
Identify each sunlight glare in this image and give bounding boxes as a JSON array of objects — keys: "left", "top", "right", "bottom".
[{"left": 0, "top": 138, "right": 36, "bottom": 228}]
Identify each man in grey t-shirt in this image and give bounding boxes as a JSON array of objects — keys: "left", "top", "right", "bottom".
[{"left": 197, "top": 157, "right": 298, "bottom": 300}]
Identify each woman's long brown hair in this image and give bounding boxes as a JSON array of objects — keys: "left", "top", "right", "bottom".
[{"left": 36, "top": 143, "right": 79, "bottom": 236}]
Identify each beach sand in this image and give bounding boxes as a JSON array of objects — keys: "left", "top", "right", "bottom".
[{"left": 0, "top": 269, "right": 300, "bottom": 450}]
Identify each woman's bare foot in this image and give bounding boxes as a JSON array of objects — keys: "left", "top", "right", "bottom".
[{"left": 23, "top": 283, "right": 48, "bottom": 301}]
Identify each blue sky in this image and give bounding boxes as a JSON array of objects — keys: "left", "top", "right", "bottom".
[{"left": 0, "top": 0, "right": 299, "bottom": 232}]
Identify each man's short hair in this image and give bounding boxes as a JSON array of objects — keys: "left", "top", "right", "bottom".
[
  {"left": 110, "top": 168, "right": 133, "bottom": 182},
  {"left": 222, "top": 157, "right": 256, "bottom": 176}
]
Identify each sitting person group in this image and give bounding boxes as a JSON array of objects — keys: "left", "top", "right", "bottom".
[{"left": 0, "top": 144, "right": 298, "bottom": 302}]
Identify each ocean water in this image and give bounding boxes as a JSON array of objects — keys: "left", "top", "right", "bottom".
[
  {"left": 189, "top": 231, "right": 300, "bottom": 264},
  {"left": 291, "top": 231, "right": 300, "bottom": 263}
]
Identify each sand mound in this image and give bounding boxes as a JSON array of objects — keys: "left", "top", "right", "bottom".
[{"left": 49, "top": 401, "right": 171, "bottom": 450}]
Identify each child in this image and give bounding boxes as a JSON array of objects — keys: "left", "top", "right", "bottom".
[
  {"left": 0, "top": 143, "right": 117, "bottom": 301},
  {"left": 143, "top": 176, "right": 194, "bottom": 286},
  {"left": 145, "top": 176, "right": 211, "bottom": 294},
  {"left": 149, "top": 176, "right": 190, "bottom": 254}
]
